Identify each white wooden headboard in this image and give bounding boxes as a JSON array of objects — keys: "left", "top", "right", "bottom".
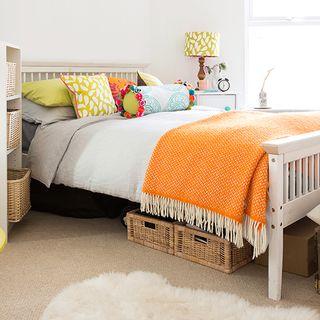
[{"left": 21, "top": 62, "right": 149, "bottom": 83}]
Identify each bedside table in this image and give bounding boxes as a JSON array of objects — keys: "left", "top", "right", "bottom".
[{"left": 194, "top": 91, "right": 237, "bottom": 111}]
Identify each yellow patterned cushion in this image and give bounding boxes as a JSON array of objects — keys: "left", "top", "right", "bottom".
[{"left": 60, "top": 74, "right": 116, "bottom": 118}]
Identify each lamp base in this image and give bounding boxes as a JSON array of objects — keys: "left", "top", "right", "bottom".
[{"left": 198, "top": 57, "right": 206, "bottom": 81}]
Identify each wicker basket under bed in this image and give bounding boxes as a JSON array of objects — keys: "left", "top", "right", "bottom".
[
  {"left": 174, "top": 224, "right": 253, "bottom": 273},
  {"left": 127, "top": 210, "right": 253, "bottom": 273},
  {"left": 7, "top": 169, "right": 31, "bottom": 223},
  {"left": 7, "top": 109, "right": 21, "bottom": 150},
  {"left": 127, "top": 210, "right": 174, "bottom": 254},
  {"left": 6, "top": 62, "right": 16, "bottom": 97}
]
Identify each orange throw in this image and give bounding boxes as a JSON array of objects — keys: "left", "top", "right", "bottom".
[{"left": 141, "top": 111, "right": 320, "bottom": 256}]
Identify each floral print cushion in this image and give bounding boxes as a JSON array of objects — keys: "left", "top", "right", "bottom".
[{"left": 108, "top": 77, "right": 136, "bottom": 109}]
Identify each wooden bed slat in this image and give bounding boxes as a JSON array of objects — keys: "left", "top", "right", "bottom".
[
  {"left": 289, "top": 161, "right": 295, "bottom": 200},
  {"left": 283, "top": 163, "right": 288, "bottom": 203},
  {"left": 296, "top": 159, "right": 302, "bottom": 197}
]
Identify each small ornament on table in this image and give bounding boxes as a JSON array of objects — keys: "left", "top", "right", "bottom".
[
  {"left": 258, "top": 68, "right": 274, "bottom": 109},
  {"left": 205, "top": 62, "right": 228, "bottom": 91},
  {"left": 198, "top": 80, "right": 209, "bottom": 90}
]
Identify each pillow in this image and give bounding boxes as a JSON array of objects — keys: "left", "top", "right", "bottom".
[
  {"left": 137, "top": 71, "right": 163, "bottom": 86},
  {"left": 22, "top": 121, "right": 39, "bottom": 153},
  {"left": 22, "top": 98, "right": 76, "bottom": 127},
  {"left": 22, "top": 79, "right": 73, "bottom": 107},
  {"left": 108, "top": 77, "right": 136, "bottom": 107},
  {"left": 118, "top": 84, "right": 195, "bottom": 118},
  {"left": 60, "top": 74, "right": 117, "bottom": 118}
]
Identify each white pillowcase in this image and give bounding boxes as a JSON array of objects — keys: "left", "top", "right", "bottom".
[{"left": 22, "top": 98, "right": 76, "bottom": 127}]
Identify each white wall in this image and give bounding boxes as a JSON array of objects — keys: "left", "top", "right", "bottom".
[
  {"left": 0, "top": 0, "right": 151, "bottom": 63},
  {"left": 0, "top": 0, "right": 246, "bottom": 105},
  {"left": 150, "top": 0, "right": 246, "bottom": 106}
]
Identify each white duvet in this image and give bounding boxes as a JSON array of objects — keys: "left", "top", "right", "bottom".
[{"left": 28, "top": 107, "right": 221, "bottom": 203}]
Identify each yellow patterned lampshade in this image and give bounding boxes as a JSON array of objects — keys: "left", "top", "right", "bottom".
[{"left": 184, "top": 32, "right": 220, "bottom": 57}]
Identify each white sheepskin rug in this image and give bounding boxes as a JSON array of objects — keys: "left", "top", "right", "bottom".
[{"left": 42, "top": 271, "right": 319, "bottom": 320}]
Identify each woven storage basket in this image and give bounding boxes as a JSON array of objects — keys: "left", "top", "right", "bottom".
[
  {"left": 6, "top": 62, "right": 16, "bottom": 97},
  {"left": 127, "top": 210, "right": 174, "bottom": 254},
  {"left": 7, "top": 169, "right": 31, "bottom": 223},
  {"left": 174, "top": 224, "right": 253, "bottom": 273},
  {"left": 7, "top": 109, "right": 21, "bottom": 150}
]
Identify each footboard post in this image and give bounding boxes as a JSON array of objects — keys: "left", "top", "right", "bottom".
[
  {"left": 267, "top": 154, "right": 284, "bottom": 301},
  {"left": 262, "top": 130, "right": 320, "bottom": 300}
]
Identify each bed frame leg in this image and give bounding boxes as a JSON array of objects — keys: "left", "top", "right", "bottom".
[
  {"left": 268, "top": 222, "right": 283, "bottom": 300},
  {"left": 267, "top": 154, "right": 284, "bottom": 301}
]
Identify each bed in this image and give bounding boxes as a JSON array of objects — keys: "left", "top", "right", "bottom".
[{"left": 22, "top": 62, "right": 320, "bottom": 301}]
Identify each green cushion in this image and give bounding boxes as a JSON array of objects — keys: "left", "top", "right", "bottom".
[
  {"left": 137, "top": 71, "right": 163, "bottom": 86},
  {"left": 22, "top": 79, "right": 73, "bottom": 107}
]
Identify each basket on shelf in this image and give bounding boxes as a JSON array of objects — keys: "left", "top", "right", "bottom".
[
  {"left": 127, "top": 210, "right": 175, "bottom": 254},
  {"left": 174, "top": 224, "right": 253, "bottom": 273},
  {"left": 6, "top": 62, "right": 16, "bottom": 97},
  {"left": 7, "top": 169, "right": 31, "bottom": 223},
  {"left": 7, "top": 109, "right": 21, "bottom": 150}
]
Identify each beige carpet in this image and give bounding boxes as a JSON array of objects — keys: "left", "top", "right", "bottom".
[{"left": 0, "top": 211, "right": 319, "bottom": 320}]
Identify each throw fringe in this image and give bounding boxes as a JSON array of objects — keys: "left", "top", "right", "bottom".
[
  {"left": 243, "top": 214, "right": 267, "bottom": 258},
  {"left": 141, "top": 192, "right": 267, "bottom": 258}
]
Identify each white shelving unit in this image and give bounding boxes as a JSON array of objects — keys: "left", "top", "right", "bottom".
[{"left": 0, "top": 42, "right": 22, "bottom": 240}]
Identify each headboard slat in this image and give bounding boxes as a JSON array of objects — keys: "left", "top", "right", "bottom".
[{"left": 22, "top": 62, "right": 148, "bottom": 84}]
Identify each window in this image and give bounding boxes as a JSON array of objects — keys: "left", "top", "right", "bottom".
[{"left": 247, "top": 0, "right": 320, "bottom": 109}]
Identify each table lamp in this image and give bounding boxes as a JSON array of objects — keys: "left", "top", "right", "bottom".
[{"left": 184, "top": 32, "right": 220, "bottom": 89}]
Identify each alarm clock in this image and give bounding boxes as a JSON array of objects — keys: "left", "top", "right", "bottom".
[{"left": 217, "top": 78, "right": 230, "bottom": 92}]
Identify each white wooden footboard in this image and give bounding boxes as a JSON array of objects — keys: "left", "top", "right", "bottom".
[{"left": 262, "top": 130, "right": 320, "bottom": 300}]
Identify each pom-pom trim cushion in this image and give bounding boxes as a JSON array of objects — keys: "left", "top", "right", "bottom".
[
  {"left": 60, "top": 74, "right": 116, "bottom": 118},
  {"left": 118, "top": 84, "right": 195, "bottom": 119},
  {"left": 118, "top": 85, "right": 146, "bottom": 118},
  {"left": 174, "top": 80, "right": 195, "bottom": 110}
]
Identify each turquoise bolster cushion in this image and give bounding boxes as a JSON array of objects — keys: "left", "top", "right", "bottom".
[
  {"left": 142, "top": 84, "right": 191, "bottom": 114},
  {"left": 119, "top": 84, "right": 195, "bottom": 118}
]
